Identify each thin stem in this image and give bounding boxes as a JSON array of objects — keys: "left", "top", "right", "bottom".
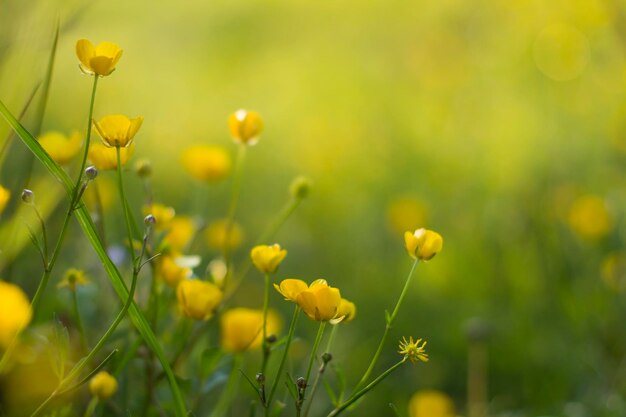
[
  {"left": 305, "top": 322, "right": 326, "bottom": 386},
  {"left": 303, "top": 325, "right": 338, "bottom": 417},
  {"left": 75, "top": 76, "right": 99, "bottom": 200},
  {"left": 355, "top": 259, "right": 419, "bottom": 390},
  {"left": 72, "top": 289, "right": 89, "bottom": 352},
  {"left": 209, "top": 354, "right": 243, "bottom": 417},
  {"left": 261, "top": 273, "right": 270, "bottom": 374},
  {"left": 116, "top": 146, "right": 137, "bottom": 265},
  {"left": 83, "top": 397, "right": 98, "bottom": 417},
  {"left": 223, "top": 143, "right": 247, "bottom": 273}
]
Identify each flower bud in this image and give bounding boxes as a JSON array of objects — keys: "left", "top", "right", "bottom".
[
  {"left": 256, "top": 373, "right": 266, "bottom": 384},
  {"left": 144, "top": 214, "right": 156, "bottom": 227},
  {"left": 89, "top": 371, "right": 118, "bottom": 400},
  {"left": 85, "top": 165, "right": 98, "bottom": 180},
  {"left": 135, "top": 158, "right": 152, "bottom": 178},
  {"left": 404, "top": 228, "right": 443, "bottom": 261},
  {"left": 322, "top": 352, "right": 333, "bottom": 364},
  {"left": 290, "top": 176, "right": 312, "bottom": 199},
  {"left": 228, "top": 109, "right": 263, "bottom": 145},
  {"left": 296, "top": 377, "right": 307, "bottom": 389},
  {"left": 251, "top": 244, "right": 287, "bottom": 274},
  {"left": 21, "top": 189, "right": 34, "bottom": 204}
]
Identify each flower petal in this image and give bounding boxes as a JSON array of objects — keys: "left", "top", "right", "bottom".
[{"left": 76, "top": 39, "right": 95, "bottom": 71}]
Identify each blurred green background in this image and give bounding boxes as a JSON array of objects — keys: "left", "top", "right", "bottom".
[{"left": 1, "top": 0, "right": 626, "bottom": 416}]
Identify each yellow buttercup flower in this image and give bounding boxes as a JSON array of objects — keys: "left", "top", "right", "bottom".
[
  {"left": 228, "top": 109, "right": 263, "bottom": 145},
  {"left": 158, "top": 254, "right": 192, "bottom": 288},
  {"left": 220, "top": 308, "right": 282, "bottom": 352},
  {"left": 205, "top": 219, "right": 244, "bottom": 250},
  {"left": 251, "top": 244, "right": 287, "bottom": 274},
  {"left": 0, "top": 186, "right": 10, "bottom": 215},
  {"left": 275, "top": 279, "right": 342, "bottom": 322},
  {"left": 89, "top": 371, "right": 118, "bottom": 400},
  {"left": 93, "top": 115, "right": 143, "bottom": 148},
  {"left": 335, "top": 298, "right": 356, "bottom": 323},
  {"left": 143, "top": 203, "right": 176, "bottom": 231},
  {"left": 0, "top": 281, "right": 32, "bottom": 349},
  {"left": 57, "top": 269, "right": 89, "bottom": 292},
  {"left": 409, "top": 390, "right": 455, "bottom": 417},
  {"left": 181, "top": 145, "right": 231, "bottom": 182},
  {"left": 163, "top": 217, "right": 196, "bottom": 251},
  {"left": 273, "top": 278, "right": 309, "bottom": 302},
  {"left": 567, "top": 195, "right": 612, "bottom": 240},
  {"left": 176, "top": 279, "right": 223, "bottom": 320},
  {"left": 88, "top": 142, "right": 135, "bottom": 171},
  {"left": 76, "top": 39, "right": 123, "bottom": 77},
  {"left": 398, "top": 336, "right": 429, "bottom": 363},
  {"left": 37, "top": 131, "right": 82, "bottom": 165},
  {"left": 404, "top": 228, "right": 443, "bottom": 261}
]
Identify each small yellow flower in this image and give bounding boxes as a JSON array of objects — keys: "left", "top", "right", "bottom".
[
  {"left": 88, "top": 142, "right": 135, "bottom": 171},
  {"left": 220, "top": 308, "right": 282, "bottom": 352},
  {"left": 335, "top": 298, "right": 356, "bottom": 323},
  {"left": 567, "top": 195, "right": 612, "bottom": 240},
  {"left": 163, "top": 217, "right": 196, "bottom": 251},
  {"left": 158, "top": 254, "right": 192, "bottom": 288},
  {"left": 228, "top": 109, "right": 263, "bottom": 145},
  {"left": 57, "top": 269, "right": 89, "bottom": 291},
  {"left": 0, "top": 281, "right": 32, "bottom": 349},
  {"left": 181, "top": 145, "right": 231, "bottom": 182},
  {"left": 205, "top": 219, "right": 244, "bottom": 250},
  {"left": 404, "top": 228, "right": 443, "bottom": 261},
  {"left": 93, "top": 115, "right": 143, "bottom": 148},
  {"left": 176, "top": 279, "right": 223, "bottom": 320},
  {"left": 409, "top": 390, "right": 455, "bottom": 417},
  {"left": 143, "top": 203, "right": 176, "bottom": 231},
  {"left": 0, "top": 186, "right": 10, "bottom": 215},
  {"left": 398, "top": 336, "right": 429, "bottom": 363},
  {"left": 251, "top": 244, "right": 287, "bottom": 274},
  {"left": 37, "top": 131, "right": 83, "bottom": 165},
  {"left": 275, "top": 279, "right": 342, "bottom": 322},
  {"left": 89, "top": 371, "right": 118, "bottom": 400},
  {"left": 76, "top": 39, "right": 123, "bottom": 77},
  {"left": 273, "top": 278, "right": 309, "bottom": 302}
]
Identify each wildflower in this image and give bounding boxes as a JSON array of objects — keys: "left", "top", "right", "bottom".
[
  {"left": 181, "top": 145, "right": 231, "bottom": 182},
  {"left": 290, "top": 176, "right": 312, "bottom": 199},
  {"left": 409, "top": 390, "right": 455, "bottom": 417},
  {"left": 404, "top": 228, "right": 443, "bottom": 261},
  {"left": 37, "top": 131, "right": 82, "bottom": 165},
  {"left": 0, "top": 186, "right": 10, "bottom": 214},
  {"left": 251, "top": 244, "right": 287, "bottom": 274},
  {"left": 88, "top": 142, "right": 135, "bottom": 171},
  {"left": 335, "top": 298, "right": 356, "bottom": 323},
  {"left": 143, "top": 203, "right": 175, "bottom": 231},
  {"left": 208, "top": 259, "right": 228, "bottom": 288},
  {"left": 134, "top": 158, "right": 152, "bottom": 177},
  {"left": 163, "top": 216, "right": 196, "bottom": 251},
  {"left": 57, "top": 269, "right": 89, "bottom": 291},
  {"left": 274, "top": 279, "right": 342, "bottom": 322},
  {"left": 75, "top": 39, "right": 123, "bottom": 77},
  {"left": 176, "top": 279, "right": 223, "bottom": 320},
  {"left": 568, "top": 195, "right": 612, "bottom": 240},
  {"left": 21, "top": 189, "right": 34, "bottom": 204},
  {"left": 205, "top": 219, "right": 244, "bottom": 250},
  {"left": 220, "top": 308, "right": 282, "bottom": 352},
  {"left": 158, "top": 254, "right": 192, "bottom": 288},
  {"left": 398, "top": 337, "right": 429, "bottom": 363},
  {"left": 93, "top": 115, "right": 143, "bottom": 148},
  {"left": 0, "top": 281, "right": 32, "bottom": 348},
  {"left": 273, "top": 278, "right": 309, "bottom": 302},
  {"left": 228, "top": 109, "right": 263, "bottom": 145},
  {"left": 89, "top": 371, "right": 118, "bottom": 400}
]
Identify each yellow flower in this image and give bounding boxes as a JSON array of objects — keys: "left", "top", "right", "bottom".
[
  {"left": 88, "top": 142, "right": 135, "bottom": 171},
  {"left": 251, "top": 244, "right": 287, "bottom": 274},
  {"left": 567, "top": 195, "right": 612, "bottom": 240},
  {"left": 176, "top": 279, "right": 223, "bottom": 320},
  {"left": 273, "top": 278, "right": 309, "bottom": 302},
  {"left": 181, "top": 145, "right": 231, "bottom": 182},
  {"left": 398, "top": 336, "right": 429, "bottom": 363},
  {"left": 93, "top": 115, "right": 143, "bottom": 148},
  {"left": 163, "top": 217, "right": 196, "bottom": 251},
  {"left": 57, "top": 269, "right": 89, "bottom": 291},
  {"left": 220, "top": 308, "right": 282, "bottom": 352},
  {"left": 335, "top": 298, "right": 356, "bottom": 323},
  {"left": 0, "top": 281, "right": 32, "bottom": 349},
  {"left": 205, "top": 219, "right": 244, "bottom": 250},
  {"left": 37, "top": 131, "right": 82, "bottom": 165},
  {"left": 75, "top": 39, "right": 123, "bottom": 77},
  {"left": 89, "top": 371, "right": 118, "bottom": 400},
  {"left": 404, "top": 228, "right": 443, "bottom": 261},
  {"left": 228, "top": 109, "right": 263, "bottom": 145},
  {"left": 0, "top": 185, "right": 10, "bottom": 215},
  {"left": 158, "top": 254, "right": 192, "bottom": 288},
  {"left": 143, "top": 203, "right": 176, "bottom": 231},
  {"left": 275, "top": 279, "right": 342, "bottom": 322},
  {"left": 409, "top": 390, "right": 455, "bottom": 417}
]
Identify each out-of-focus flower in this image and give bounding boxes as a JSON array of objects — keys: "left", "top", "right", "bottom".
[
  {"left": 0, "top": 281, "right": 32, "bottom": 348},
  {"left": 134, "top": 158, "right": 152, "bottom": 177},
  {"left": 76, "top": 39, "right": 123, "bottom": 77},
  {"left": 57, "top": 269, "right": 89, "bottom": 292},
  {"left": 290, "top": 176, "right": 312, "bottom": 199},
  {"left": 404, "top": 228, "right": 443, "bottom": 261},
  {"left": 251, "top": 244, "right": 287, "bottom": 274},
  {"left": 158, "top": 254, "right": 192, "bottom": 288},
  {"left": 601, "top": 253, "right": 626, "bottom": 292},
  {"left": 205, "top": 219, "right": 243, "bottom": 250},
  {"left": 335, "top": 298, "right": 356, "bottom": 323},
  {"left": 143, "top": 203, "right": 175, "bottom": 231},
  {"left": 220, "top": 308, "right": 282, "bottom": 352},
  {"left": 181, "top": 145, "right": 231, "bottom": 182},
  {"left": 228, "top": 109, "right": 263, "bottom": 145},
  {"left": 0, "top": 185, "right": 10, "bottom": 214},
  {"left": 567, "top": 195, "right": 612, "bottom": 240},
  {"left": 398, "top": 337, "right": 428, "bottom": 363},
  {"left": 208, "top": 259, "right": 228, "bottom": 288},
  {"left": 533, "top": 23, "right": 589, "bottom": 82},
  {"left": 387, "top": 197, "right": 428, "bottom": 235},
  {"left": 93, "top": 115, "right": 143, "bottom": 148},
  {"left": 163, "top": 217, "right": 196, "bottom": 251},
  {"left": 37, "top": 131, "right": 82, "bottom": 165},
  {"left": 275, "top": 279, "right": 342, "bottom": 322},
  {"left": 89, "top": 371, "right": 118, "bottom": 400},
  {"left": 88, "top": 142, "right": 135, "bottom": 171},
  {"left": 409, "top": 390, "right": 455, "bottom": 417},
  {"left": 176, "top": 279, "right": 223, "bottom": 320},
  {"left": 84, "top": 176, "right": 116, "bottom": 213}
]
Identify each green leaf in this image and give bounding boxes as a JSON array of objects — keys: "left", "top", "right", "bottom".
[{"left": 323, "top": 379, "right": 338, "bottom": 406}]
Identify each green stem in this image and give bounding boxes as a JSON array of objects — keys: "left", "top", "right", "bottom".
[
  {"left": 75, "top": 76, "right": 99, "bottom": 200},
  {"left": 83, "top": 397, "right": 98, "bottom": 417},
  {"left": 261, "top": 273, "right": 270, "bottom": 375},
  {"left": 116, "top": 146, "right": 137, "bottom": 265},
  {"left": 303, "top": 325, "right": 338, "bottom": 417},
  {"left": 209, "top": 354, "right": 243, "bottom": 417},
  {"left": 72, "top": 289, "right": 89, "bottom": 352},
  {"left": 305, "top": 322, "right": 326, "bottom": 386},
  {"left": 326, "top": 358, "right": 407, "bottom": 417},
  {"left": 223, "top": 143, "right": 247, "bottom": 269},
  {"left": 356, "top": 259, "right": 419, "bottom": 389}
]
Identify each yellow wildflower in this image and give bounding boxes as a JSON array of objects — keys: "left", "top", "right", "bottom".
[
  {"left": 163, "top": 217, "right": 196, "bottom": 251},
  {"left": 228, "top": 109, "right": 263, "bottom": 145},
  {"left": 143, "top": 203, "right": 175, "bottom": 231},
  {"left": 220, "top": 308, "right": 282, "bottom": 352},
  {"left": 176, "top": 279, "right": 223, "bottom": 320},
  {"left": 93, "top": 115, "right": 143, "bottom": 148},
  {"left": 158, "top": 254, "right": 192, "bottom": 288},
  {"left": 181, "top": 145, "right": 231, "bottom": 182},
  {"left": 205, "top": 219, "right": 244, "bottom": 250},
  {"left": 251, "top": 244, "right": 287, "bottom": 274},
  {"left": 88, "top": 142, "right": 135, "bottom": 171},
  {"left": 57, "top": 269, "right": 89, "bottom": 291},
  {"left": 335, "top": 298, "right": 356, "bottom": 323},
  {"left": 0, "top": 186, "right": 10, "bottom": 215},
  {"left": 83, "top": 176, "right": 116, "bottom": 212},
  {"left": 273, "top": 278, "right": 309, "bottom": 302},
  {"left": 37, "top": 131, "right": 82, "bottom": 165},
  {"left": 409, "top": 390, "right": 455, "bottom": 417},
  {"left": 398, "top": 337, "right": 429, "bottom": 363},
  {"left": 0, "top": 281, "right": 32, "bottom": 349},
  {"left": 89, "top": 371, "right": 118, "bottom": 400},
  {"left": 274, "top": 279, "right": 342, "bottom": 322},
  {"left": 76, "top": 39, "right": 123, "bottom": 77},
  {"left": 404, "top": 228, "right": 443, "bottom": 261},
  {"left": 567, "top": 195, "right": 612, "bottom": 240}
]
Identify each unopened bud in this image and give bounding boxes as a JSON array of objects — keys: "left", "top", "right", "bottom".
[
  {"left": 322, "top": 352, "right": 333, "bottom": 364},
  {"left": 144, "top": 214, "right": 156, "bottom": 227},
  {"left": 135, "top": 159, "right": 152, "bottom": 178},
  {"left": 85, "top": 165, "right": 98, "bottom": 180},
  {"left": 290, "top": 176, "right": 312, "bottom": 199},
  {"left": 256, "top": 373, "right": 265, "bottom": 384},
  {"left": 266, "top": 334, "right": 277, "bottom": 344},
  {"left": 21, "top": 189, "right": 34, "bottom": 204},
  {"left": 296, "top": 377, "right": 307, "bottom": 389}
]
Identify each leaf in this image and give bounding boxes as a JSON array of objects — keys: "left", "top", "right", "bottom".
[
  {"left": 323, "top": 379, "right": 338, "bottom": 406},
  {"left": 239, "top": 369, "right": 261, "bottom": 400},
  {"left": 284, "top": 373, "right": 297, "bottom": 400},
  {"left": 389, "top": 403, "right": 401, "bottom": 417}
]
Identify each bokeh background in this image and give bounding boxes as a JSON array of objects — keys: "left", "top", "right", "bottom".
[{"left": 1, "top": 0, "right": 625, "bottom": 416}]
